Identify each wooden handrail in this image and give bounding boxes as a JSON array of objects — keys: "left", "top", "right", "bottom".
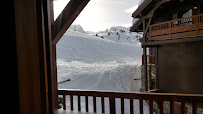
[{"left": 58, "top": 89, "right": 203, "bottom": 114}]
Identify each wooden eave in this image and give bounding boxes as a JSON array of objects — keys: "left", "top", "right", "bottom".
[
  {"left": 132, "top": 0, "right": 154, "bottom": 18},
  {"left": 130, "top": 14, "right": 153, "bottom": 32},
  {"left": 130, "top": 0, "right": 171, "bottom": 32}
]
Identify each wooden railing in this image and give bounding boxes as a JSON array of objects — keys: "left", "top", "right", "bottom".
[
  {"left": 142, "top": 55, "right": 155, "bottom": 65},
  {"left": 58, "top": 89, "right": 203, "bottom": 114},
  {"left": 149, "top": 14, "right": 203, "bottom": 40}
]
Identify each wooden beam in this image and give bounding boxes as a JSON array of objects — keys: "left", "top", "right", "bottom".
[
  {"left": 130, "top": 14, "right": 153, "bottom": 32},
  {"left": 51, "top": 0, "right": 90, "bottom": 44}
]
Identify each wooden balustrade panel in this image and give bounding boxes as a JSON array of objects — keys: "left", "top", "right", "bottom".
[
  {"left": 150, "top": 34, "right": 171, "bottom": 40},
  {"left": 150, "top": 29, "right": 171, "bottom": 36},
  {"left": 171, "top": 25, "right": 196, "bottom": 33},
  {"left": 149, "top": 14, "right": 203, "bottom": 41},
  {"left": 171, "top": 31, "right": 198, "bottom": 38},
  {"left": 197, "top": 23, "right": 203, "bottom": 29}
]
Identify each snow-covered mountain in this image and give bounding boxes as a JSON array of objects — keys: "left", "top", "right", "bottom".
[{"left": 95, "top": 26, "right": 142, "bottom": 44}]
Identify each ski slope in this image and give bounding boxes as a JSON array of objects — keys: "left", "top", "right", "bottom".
[{"left": 56, "top": 26, "right": 152, "bottom": 113}]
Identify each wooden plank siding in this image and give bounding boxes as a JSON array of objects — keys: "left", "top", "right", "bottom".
[{"left": 157, "top": 41, "right": 203, "bottom": 94}]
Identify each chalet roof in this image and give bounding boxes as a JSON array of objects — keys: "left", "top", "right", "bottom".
[
  {"left": 132, "top": 0, "right": 154, "bottom": 18},
  {"left": 130, "top": 0, "right": 171, "bottom": 32}
]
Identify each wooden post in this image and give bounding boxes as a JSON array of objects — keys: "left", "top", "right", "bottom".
[
  {"left": 70, "top": 95, "right": 73, "bottom": 111},
  {"left": 93, "top": 96, "right": 96, "bottom": 113},
  {"left": 63, "top": 95, "right": 66, "bottom": 110},
  {"left": 101, "top": 97, "right": 105, "bottom": 113},
  {"left": 85, "top": 96, "right": 89, "bottom": 112},
  {"left": 139, "top": 99, "right": 143, "bottom": 114},
  {"left": 155, "top": 47, "right": 159, "bottom": 89},
  {"left": 121, "top": 98, "right": 124, "bottom": 114},
  {"left": 170, "top": 100, "right": 174, "bottom": 114},
  {"left": 78, "top": 95, "right": 81, "bottom": 111},
  {"left": 159, "top": 101, "right": 164, "bottom": 114},
  {"left": 143, "top": 46, "right": 148, "bottom": 91},
  {"left": 109, "top": 97, "right": 115, "bottom": 114},
  {"left": 130, "top": 99, "right": 134, "bottom": 114}
]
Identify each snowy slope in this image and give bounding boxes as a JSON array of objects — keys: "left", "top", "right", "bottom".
[
  {"left": 56, "top": 26, "right": 152, "bottom": 113},
  {"left": 57, "top": 29, "right": 142, "bottom": 91}
]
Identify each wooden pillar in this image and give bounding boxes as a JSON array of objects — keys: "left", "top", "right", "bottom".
[
  {"left": 143, "top": 19, "right": 148, "bottom": 91},
  {"left": 52, "top": 44, "right": 59, "bottom": 109},
  {"left": 155, "top": 47, "right": 159, "bottom": 89},
  {"left": 143, "top": 46, "right": 148, "bottom": 91}
]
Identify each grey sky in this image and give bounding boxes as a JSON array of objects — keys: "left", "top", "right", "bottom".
[{"left": 54, "top": 0, "right": 141, "bottom": 32}]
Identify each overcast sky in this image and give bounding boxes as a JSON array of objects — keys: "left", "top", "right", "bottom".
[{"left": 54, "top": 0, "right": 141, "bottom": 32}]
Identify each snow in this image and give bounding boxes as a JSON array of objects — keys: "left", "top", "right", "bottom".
[{"left": 56, "top": 25, "right": 152, "bottom": 113}]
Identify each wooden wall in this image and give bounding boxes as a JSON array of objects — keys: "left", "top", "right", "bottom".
[
  {"left": 157, "top": 40, "right": 203, "bottom": 94},
  {"left": 14, "top": 0, "right": 49, "bottom": 113}
]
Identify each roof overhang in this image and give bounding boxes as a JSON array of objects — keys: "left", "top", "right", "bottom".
[{"left": 130, "top": 0, "right": 171, "bottom": 32}]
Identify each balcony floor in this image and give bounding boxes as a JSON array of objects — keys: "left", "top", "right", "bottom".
[{"left": 55, "top": 109, "right": 100, "bottom": 114}]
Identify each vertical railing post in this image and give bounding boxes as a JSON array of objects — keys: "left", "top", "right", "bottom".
[
  {"left": 121, "top": 98, "right": 124, "bottom": 114},
  {"left": 192, "top": 103, "right": 197, "bottom": 114},
  {"left": 130, "top": 99, "right": 134, "bottom": 114},
  {"left": 109, "top": 97, "right": 115, "bottom": 114},
  {"left": 70, "top": 95, "right": 73, "bottom": 111},
  {"left": 78, "top": 95, "right": 81, "bottom": 111},
  {"left": 181, "top": 102, "right": 185, "bottom": 114},
  {"left": 159, "top": 101, "right": 164, "bottom": 114},
  {"left": 101, "top": 97, "right": 105, "bottom": 113},
  {"left": 93, "top": 96, "right": 97, "bottom": 113},
  {"left": 139, "top": 99, "right": 143, "bottom": 114},
  {"left": 85, "top": 96, "right": 89, "bottom": 112},
  {"left": 143, "top": 46, "right": 148, "bottom": 91},
  {"left": 63, "top": 94, "right": 66, "bottom": 110},
  {"left": 149, "top": 100, "right": 153, "bottom": 114},
  {"left": 170, "top": 100, "right": 174, "bottom": 114}
]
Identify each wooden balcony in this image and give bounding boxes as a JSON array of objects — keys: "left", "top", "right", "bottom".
[
  {"left": 57, "top": 89, "right": 203, "bottom": 114},
  {"left": 149, "top": 14, "right": 203, "bottom": 41}
]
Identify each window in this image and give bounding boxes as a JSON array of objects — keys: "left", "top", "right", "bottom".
[
  {"left": 172, "top": 13, "right": 178, "bottom": 20},
  {"left": 201, "top": 4, "right": 203, "bottom": 13},
  {"left": 182, "top": 9, "right": 192, "bottom": 18}
]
